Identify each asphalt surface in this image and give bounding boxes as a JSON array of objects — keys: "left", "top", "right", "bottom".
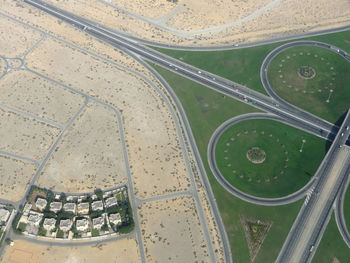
[
  {"left": 261, "top": 41, "right": 350, "bottom": 129},
  {"left": 10, "top": 0, "right": 350, "bottom": 262},
  {"left": 207, "top": 112, "right": 318, "bottom": 206},
  {"left": 22, "top": 0, "right": 342, "bottom": 146},
  {"left": 335, "top": 172, "right": 350, "bottom": 247},
  {"left": 276, "top": 110, "right": 350, "bottom": 263}
]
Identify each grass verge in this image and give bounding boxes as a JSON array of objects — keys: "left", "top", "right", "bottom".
[
  {"left": 313, "top": 215, "right": 350, "bottom": 262},
  {"left": 153, "top": 30, "right": 350, "bottom": 122},
  {"left": 150, "top": 63, "right": 307, "bottom": 262},
  {"left": 216, "top": 119, "right": 327, "bottom": 197}
]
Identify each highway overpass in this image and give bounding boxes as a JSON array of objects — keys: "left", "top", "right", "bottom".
[{"left": 276, "top": 109, "right": 350, "bottom": 263}]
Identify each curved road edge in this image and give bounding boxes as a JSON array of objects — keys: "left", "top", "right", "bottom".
[
  {"left": 207, "top": 112, "right": 316, "bottom": 206},
  {"left": 124, "top": 51, "right": 233, "bottom": 263},
  {"left": 335, "top": 171, "right": 350, "bottom": 247},
  {"left": 260, "top": 40, "right": 350, "bottom": 129}
]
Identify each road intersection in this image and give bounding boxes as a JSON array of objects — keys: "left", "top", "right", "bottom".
[{"left": 5, "top": 0, "right": 350, "bottom": 262}]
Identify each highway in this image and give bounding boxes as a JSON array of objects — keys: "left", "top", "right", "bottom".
[
  {"left": 335, "top": 172, "right": 350, "bottom": 247},
  {"left": 276, "top": 109, "right": 350, "bottom": 263},
  {"left": 18, "top": 0, "right": 350, "bottom": 262},
  {"left": 22, "top": 0, "right": 344, "bottom": 146}
]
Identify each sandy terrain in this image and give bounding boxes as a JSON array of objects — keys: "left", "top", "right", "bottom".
[
  {"left": 37, "top": 0, "right": 350, "bottom": 46},
  {"left": 0, "top": 14, "right": 42, "bottom": 58},
  {"left": 37, "top": 102, "right": 127, "bottom": 193},
  {"left": 26, "top": 37, "right": 190, "bottom": 199},
  {"left": 139, "top": 196, "right": 209, "bottom": 262},
  {"left": 0, "top": 58, "right": 6, "bottom": 76},
  {"left": 0, "top": 70, "right": 85, "bottom": 126},
  {"left": 0, "top": 3, "right": 225, "bottom": 261},
  {"left": 110, "top": 0, "right": 177, "bottom": 19},
  {"left": 0, "top": 238, "right": 141, "bottom": 263},
  {"left": 0, "top": 155, "right": 36, "bottom": 202},
  {"left": 0, "top": 108, "right": 60, "bottom": 161}
]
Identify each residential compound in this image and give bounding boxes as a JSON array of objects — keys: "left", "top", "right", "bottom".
[
  {"left": 13, "top": 186, "right": 132, "bottom": 239},
  {"left": 0, "top": 203, "right": 15, "bottom": 248}
]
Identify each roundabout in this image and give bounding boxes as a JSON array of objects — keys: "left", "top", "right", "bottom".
[
  {"left": 262, "top": 41, "right": 350, "bottom": 123},
  {"left": 208, "top": 113, "right": 327, "bottom": 205}
]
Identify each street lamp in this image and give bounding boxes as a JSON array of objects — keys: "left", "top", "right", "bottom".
[
  {"left": 299, "top": 139, "right": 306, "bottom": 152},
  {"left": 326, "top": 89, "right": 333, "bottom": 103}
]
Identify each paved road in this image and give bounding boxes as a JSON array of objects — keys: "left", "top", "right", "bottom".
[
  {"left": 335, "top": 172, "right": 350, "bottom": 247},
  {"left": 15, "top": 0, "right": 350, "bottom": 261},
  {"left": 261, "top": 41, "right": 350, "bottom": 126},
  {"left": 23, "top": 0, "right": 342, "bottom": 144},
  {"left": 207, "top": 112, "right": 318, "bottom": 206},
  {"left": 276, "top": 109, "right": 350, "bottom": 263}
]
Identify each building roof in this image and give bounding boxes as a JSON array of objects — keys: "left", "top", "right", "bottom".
[
  {"left": 92, "top": 216, "right": 104, "bottom": 229},
  {"left": 91, "top": 200, "right": 104, "bottom": 211},
  {"left": 43, "top": 218, "right": 56, "bottom": 230},
  {"left": 35, "top": 198, "right": 47, "bottom": 210},
  {"left": 77, "top": 202, "right": 90, "bottom": 214},
  {"left": 76, "top": 218, "right": 89, "bottom": 231},
  {"left": 109, "top": 213, "right": 122, "bottom": 225},
  {"left": 0, "top": 208, "right": 10, "bottom": 222},
  {"left": 28, "top": 213, "right": 43, "bottom": 226},
  {"left": 78, "top": 202, "right": 90, "bottom": 214},
  {"left": 50, "top": 202, "right": 62, "bottom": 213},
  {"left": 59, "top": 219, "right": 73, "bottom": 232},
  {"left": 23, "top": 203, "right": 32, "bottom": 214},
  {"left": 63, "top": 202, "right": 76, "bottom": 213},
  {"left": 105, "top": 196, "right": 118, "bottom": 208}
]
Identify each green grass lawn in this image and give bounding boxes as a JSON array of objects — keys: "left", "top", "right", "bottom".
[
  {"left": 312, "top": 215, "right": 350, "bottom": 262},
  {"left": 268, "top": 46, "right": 350, "bottom": 123},
  {"left": 216, "top": 119, "right": 327, "bottom": 197},
  {"left": 153, "top": 30, "right": 350, "bottom": 123},
  {"left": 344, "top": 185, "right": 350, "bottom": 233},
  {"left": 149, "top": 63, "right": 309, "bottom": 262}
]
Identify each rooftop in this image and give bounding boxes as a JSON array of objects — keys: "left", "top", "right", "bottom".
[
  {"left": 105, "top": 196, "right": 118, "bottom": 208},
  {"left": 91, "top": 200, "right": 104, "bottom": 211},
  {"left": 0, "top": 208, "right": 10, "bottom": 222},
  {"left": 35, "top": 198, "right": 47, "bottom": 210},
  {"left": 50, "top": 202, "right": 62, "bottom": 213}
]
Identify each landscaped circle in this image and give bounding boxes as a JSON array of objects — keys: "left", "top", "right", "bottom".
[
  {"left": 215, "top": 119, "right": 327, "bottom": 198},
  {"left": 246, "top": 147, "right": 266, "bottom": 164},
  {"left": 267, "top": 45, "right": 350, "bottom": 123},
  {"left": 298, "top": 66, "right": 316, "bottom": 79}
]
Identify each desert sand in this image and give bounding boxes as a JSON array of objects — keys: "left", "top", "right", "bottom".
[
  {"left": 39, "top": 0, "right": 350, "bottom": 46},
  {"left": 25, "top": 37, "right": 190, "bottom": 199},
  {"left": 37, "top": 102, "right": 128, "bottom": 193},
  {"left": 0, "top": 58, "right": 6, "bottom": 76},
  {"left": 0, "top": 15, "right": 42, "bottom": 58},
  {"left": 0, "top": 155, "right": 36, "bottom": 202},
  {"left": 0, "top": 70, "right": 85, "bottom": 126},
  {"left": 0, "top": 108, "right": 60, "bottom": 161},
  {"left": 0, "top": 3, "right": 225, "bottom": 261},
  {"left": 139, "top": 196, "right": 209, "bottom": 262},
  {"left": 0, "top": 238, "right": 141, "bottom": 263}
]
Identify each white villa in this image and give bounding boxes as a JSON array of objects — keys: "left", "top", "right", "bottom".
[
  {"left": 109, "top": 213, "right": 122, "bottom": 226},
  {"left": 35, "top": 198, "right": 47, "bottom": 211},
  {"left": 92, "top": 216, "right": 104, "bottom": 230},
  {"left": 59, "top": 219, "right": 73, "bottom": 232},
  {"left": 50, "top": 202, "right": 62, "bottom": 213},
  {"left": 76, "top": 218, "right": 89, "bottom": 232},
  {"left": 43, "top": 218, "right": 56, "bottom": 231}
]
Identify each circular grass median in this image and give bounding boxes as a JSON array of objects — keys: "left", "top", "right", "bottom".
[
  {"left": 215, "top": 119, "right": 327, "bottom": 198},
  {"left": 267, "top": 46, "right": 350, "bottom": 123}
]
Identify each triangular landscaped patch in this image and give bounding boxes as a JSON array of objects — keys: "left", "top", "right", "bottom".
[{"left": 240, "top": 215, "right": 272, "bottom": 262}]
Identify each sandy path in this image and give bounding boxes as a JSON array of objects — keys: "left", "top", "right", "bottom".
[
  {"left": 0, "top": 238, "right": 141, "bottom": 263},
  {"left": 37, "top": 102, "right": 127, "bottom": 193},
  {"left": 0, "top": 70, "right": 85, "bottom": 126},
  {"left": 0, "top": 15, "right": 42, "bottom": 57},
  {"left": 0, "top": 155, "right": 36, "bottom": 202}
]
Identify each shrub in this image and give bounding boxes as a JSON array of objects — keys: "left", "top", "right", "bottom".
[
  {"left": 18, "top": 222, "right": 27, "bottom": 232},
  {"left": 91, "top": 229, "right": 99, "bottom": 237}
]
